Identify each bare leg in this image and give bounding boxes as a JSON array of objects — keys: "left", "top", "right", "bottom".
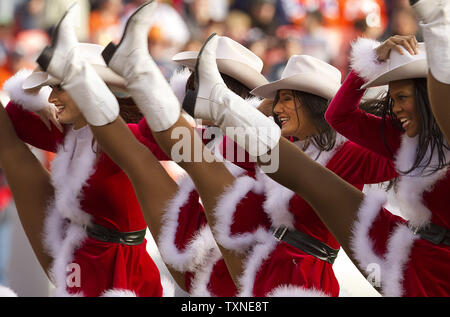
[
  {"left": 152, "top": 116, "right": 246, "bottom": 286},
  {"left": 262, "top": 138, "right": 365, "bottom": 251},
  {"left": 0, "top": 104, "right": 53, "bottom": 276},
  {"left": 410, "top": 0, "right": 450, "bottom": 142},
  {"left": 427, "top": 70, "right": 450, "bottom": 144}
]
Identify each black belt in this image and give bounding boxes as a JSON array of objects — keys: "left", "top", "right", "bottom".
[
  {"left": 409, "top": 222, "right": 450, "bottom": 246},
  {"left": 272, "top": 226, "right": 339, "bottom": 264},
  {"left": 85, "top": 222, "right": 146, "bottom": 246}
]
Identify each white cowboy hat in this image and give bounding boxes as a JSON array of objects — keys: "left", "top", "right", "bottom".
[
  {"left": 251, "top": 55, "right": 342, "bottom": 100},
  {"left": 172, "top": 36, "right": 268, "bottom": 90},
  {"left": 362, "top": 43, "right": 428, "bottom": 89},
  {"left": 22, "top": 43, "right": 126, "bottom": 92}
]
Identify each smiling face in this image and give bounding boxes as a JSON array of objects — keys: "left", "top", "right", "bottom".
[
  {"left": 273, "top": 89, "right": 318, "bottom": 140},
  {"left": 48, "top": 85, "right": 87, "bottom": 130},
  {"left": 389, "top": 79, "right": 420, "bottom": 137}
]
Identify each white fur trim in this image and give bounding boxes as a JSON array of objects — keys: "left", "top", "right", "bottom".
[
  {"left": 213, "top": 175, "right": 265, "bottom": 252},
  {"left": 394, "top": 134, "right": 450, "bottom": 228},
  {"left": 350, "top": 38, "right": 385, "bottom": 82},
  {"left": 101, "top": 289, "right": 137, "bottom": 297},
  {"left": 261, "top": 173, "right": 296, "bottom": 229},
  {"left": 50, "top": 126, "right": 95, "bottom": 226},
  {"left": 51, "top": 223, "right": 88, "bottom": 297},
  {"left": 2, "top": 69, "right": 53, "bottom": 112},
  {"left": 266, "top": 285, "right": 329, "bottom": 297},
  {"left": 0, "top": 285, "right": 18, "bottom": 297},
  {"left": 350, "top": 188, "right": 387, "bottom": 274},
  {"left": 350, "top": 188, "right": 420, "bottom": 297},
  {"left": 158, "top": 174, "right": 219, "bottom": 272},
  {"left": 188, "top": 248, "right": 223, "bottom": 297},
  {"left": 43, "top": 126, "right": 97, "bottom": 295},
  {"left": 263, "top": 135, "right": 347, "bottom": 228},
  {"left": 238, "top": 230, "right": 276, "bottom": 296},
  {"left": 161, "top": 276, "right": 175, "bottom": 297},
  {"left": 382, "top": 224, "right": 418, "bottom": 297},
  {"left": 42, "top": 202, "right": 65, "bottom": 258},
  {"left": 169, "top": 67, "right": 191, "bottom": 105}
]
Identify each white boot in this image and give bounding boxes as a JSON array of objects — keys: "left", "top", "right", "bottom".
[
  {"left": 193, "top": 34, "right": 281, "bottom": 157},
  {"left": 102, "top": 0, "right": 180, "bottom": 132},
  {"left": 412, "top": 0, "right": 450, "bottom": 84},
  {"left": 36, "top": 2, "right": 80, "bottom": 80},
  {"left": 37, "top": 4, "right": 119, "bottom": 126},
  {"left": 61, "top": 51, "right": 120, "bottom": 126}
]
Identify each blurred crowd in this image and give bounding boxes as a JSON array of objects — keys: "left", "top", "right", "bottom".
[{"left": 0, "top": 0, "right": 422, "bottom": 89}]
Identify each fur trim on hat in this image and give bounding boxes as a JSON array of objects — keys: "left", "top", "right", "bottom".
[
  {"left": 350, "top": 38, "right": 385, "bottom": 82},
  {"left": 2, "top": 69, "right": 53, "bottom": 112}
]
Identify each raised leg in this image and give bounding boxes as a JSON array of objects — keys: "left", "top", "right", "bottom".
[
  {"left": 88, "top": 119, "right": 189, "bottom": 290},
  {"left": 152, "top": 116, "right": 245, "bottom": 286},
  {"left": 0, "top": 104, "right": 53, "bottom": 276},
  {"left": 411, "top": 0, "right": 450, "bottom": 142}
]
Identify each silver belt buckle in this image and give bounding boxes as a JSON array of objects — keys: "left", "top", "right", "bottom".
[{"left": 273, "top": 226, "right": 288, "bottom": 241}]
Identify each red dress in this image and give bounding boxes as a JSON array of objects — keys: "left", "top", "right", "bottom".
[
  {"left": 325, "top": 70, "right": 450, "bottom": 296},
  {"left": 145, "top": 119, "right": 396, "bottom": 296},
  {"left": 3, "top": 70, "right": 163, "bottom": 297}
]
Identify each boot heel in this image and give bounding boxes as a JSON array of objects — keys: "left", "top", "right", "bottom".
[
  {"left": 182, "top": 89, "right": 198, "bottom": 117},
  {"left": 102, "top": 42, "right": 118, "bottom": 65},
  {"left": 36, "top": 46, "right": 55, "bottom": 71}
]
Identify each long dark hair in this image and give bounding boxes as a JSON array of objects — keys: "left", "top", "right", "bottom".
[
  {"left": 360, "top": 78, "right": 449, "bottom": 175},
  {"left": 273, "top": 90, "right": 336, "bottom": 155},
  {"left": 117, "top": 96, "right": 143, "bottom": 124}
]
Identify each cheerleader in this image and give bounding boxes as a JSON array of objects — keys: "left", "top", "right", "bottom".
[
  {"left": 77, "top": 1, "right": 397, "bottom": 296},
  {"left": 183, "top": 31, "right": 450, "bottom": 296},
  {"left": 0, "top": 4, "right": 163, "bottom": 297},
  {"left": 324, "top": 30, "right": 449, "bottom": 296}
]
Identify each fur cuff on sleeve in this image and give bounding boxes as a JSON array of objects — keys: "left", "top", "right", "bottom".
[
  {"left": 2, "top": 69, "right": 52, "bottom": 112},
  {"left": 350, "top": 38, "right": 386, "bottom": 82}
]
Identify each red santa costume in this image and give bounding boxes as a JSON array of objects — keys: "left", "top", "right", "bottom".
[
  {"left": 154, "top": 56, "right": 396, "bottom": 297},
  {"left": 325, "top": 38, "right": 450, "bottom": 296},
  {"left": 2, "top": 67, "right": 164, "bottom": 297}
]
